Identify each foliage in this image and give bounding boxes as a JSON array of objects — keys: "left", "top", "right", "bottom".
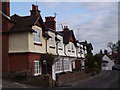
[
  {"left": 85, "top": 54, "right": 102, "bottom": 73},
  {"left": 107, "top": 41, "right": 119, "bottom": 54},
  {"left": 40, "top": 53, "right": 54, "bottom": 66},
  {"left": 23, "top": 74, "right": 52, "bottom": 87},
  {"left": 3, "top": 72, "right": 52, "bottom": 87},
  {"left": 14, "top": 70, "right": 31, "bottom": 80}
]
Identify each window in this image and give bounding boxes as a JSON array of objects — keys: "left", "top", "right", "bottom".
[
  {"left": 34, "top": 61, "right": 41, "bottom": 76},
  {"left": 58, "top": 41, "right": 62, "bottom": 49},
  {"left": 33, "top": 29, "right": 41, "bottom": 44},
  {"left": 63, "top": 58, "right": 70, "bottom": 71},
  {"left": 68, "top": 44, "right": 71, "bottom": 51},
  {"left": 50, "top": 37, "right": 55, "bottom": 47},
  {"left": 71, "top": 44, "right": 74, "bottom": 52},
  {"left": 55, "top": 58, "right": 63, "bottom": 72}
]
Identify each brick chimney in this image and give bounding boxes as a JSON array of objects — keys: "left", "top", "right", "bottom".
[
  {"left": 63, "top": 26, "right": 69, "bottom": 31},
  {"left": 1, "top": 1, "right": 10, "bottom": 72},
  {"left": 30, "top": 4, "right": 40, "bottom": 16},
  {"left": 2, "top": 1, "right": 10, "bottom": 16},
  {"left": 45, "top": 16, "right": 56, "bottom": 31},
  {"left": 104, "top": 50, "right": 108, "bottom": 55},
  {"left": 100, "top": 49, "right": 103, "bottom": 55}
]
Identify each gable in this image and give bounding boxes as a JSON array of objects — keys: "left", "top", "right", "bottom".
[
  {"left": 70, "top": 35, "right": 74, "bottom": 42},
  {"left": 2, "top": 15, "right": 15, "bottom": 32},
  {"left": 102, "top": 55, "right": 114, "bottom": 63}
]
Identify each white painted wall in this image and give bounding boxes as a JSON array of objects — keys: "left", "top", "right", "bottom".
[
  {"left": 9, "top": 32, "right": 29, "bottom": 53},
  {"left": 102, "top": 55, "right": 115, "bottom": 70}
]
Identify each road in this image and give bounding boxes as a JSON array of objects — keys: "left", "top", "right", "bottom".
[
  {"left": 1, "top": 71, "right": 120, "bottom": 88},
  {"left": 60, "top": 71, "right": 120, "bottom": 88}
]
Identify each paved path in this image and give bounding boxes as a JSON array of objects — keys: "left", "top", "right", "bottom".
[
  {"left": 59, "top": 71, "right": 119, "bottom": 88},
  {"left": 2, "top": 79, "right": 42, "bottom": 88}
]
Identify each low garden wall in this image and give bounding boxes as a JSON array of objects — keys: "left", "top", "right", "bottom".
[{"left": 56, "top": 71, "right": 92, "bottom": 86}]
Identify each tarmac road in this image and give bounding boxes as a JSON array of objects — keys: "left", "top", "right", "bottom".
[
  {"left": 61, "top": 71, "right": 120, "bottom": 88},
  {"left": 1, "top": 71, "right": 120, "bottom": 89}
]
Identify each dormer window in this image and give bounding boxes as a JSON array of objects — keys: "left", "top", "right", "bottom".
[
  {"left": 33, "top": 29, "right": 41, "bottom": 44},
  {"left": 68, "top": 44, "right": 71, "bottom": 52},
  {"left": 58, "top": 41, "right": 62, "bottom": 49},
  {"left": 50, "top": 36, "right": 55, "bottom": 47},
  {"left": 71, "top": 44, "right": 74, "bottom": 53}
]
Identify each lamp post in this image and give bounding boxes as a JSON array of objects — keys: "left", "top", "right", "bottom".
[{"left": 43, "top": 60, "right": 47, "bottom": 74}]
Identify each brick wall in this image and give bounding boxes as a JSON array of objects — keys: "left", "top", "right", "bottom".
[
  {"left": 9, "top": 53, "right": 41, "bottom": 75},
  {"left": 56, "top": 71, "right": 91, "bottom": 86},
  {"left": 2, "top": 1, "right": 14, "bottom": 72},
  {"left": 9, "top": 53, "right": 29, "bottom": 72}
]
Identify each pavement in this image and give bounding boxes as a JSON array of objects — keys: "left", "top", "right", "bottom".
[{"left": 2, "top": 79, "right": 42, "bottom": 88}]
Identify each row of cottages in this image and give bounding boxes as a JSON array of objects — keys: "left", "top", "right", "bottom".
[{"left": 1, "top": 2, "right": 93, "bottom": 81}]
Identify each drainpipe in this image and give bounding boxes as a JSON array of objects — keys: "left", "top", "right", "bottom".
[
  {"left": 64, "top": 44, "right": 67, "bottom": 56},
  {"left": 56, "top": 41, "right": 59, "bottom": 55},
  {"left": 46, "top": 38, "right": 47, "bottom": 53}
]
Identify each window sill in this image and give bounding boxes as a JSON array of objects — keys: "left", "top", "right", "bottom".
[
  {"left": 34, "top": 43, "right": 42, "bottom": 46},
  {"left": 34, "top": 73, "right": 41, "bottom": 76},
  {"left": 72, "top": 51, "right": 75, "bottom": 53},
  {"left": 59, "top": 48, "right": 63, "bottom": 50},
  {"left": 68, "top": 50, "right": 71, "bottom": 52},
  {"left": 49, "top": 46, "right": 55, "bottom": 49}
]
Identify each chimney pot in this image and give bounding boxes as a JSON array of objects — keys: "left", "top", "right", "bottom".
[
  {"left": 63, "top": 26, "right": 69, "bottom": 31},
  {"left": 32, "top": 4, "right": 38, "bottom": 10},
  {"left": 30, "top": 4, "right": 40, "bottom": 16},
  {"left": 45, "top": 16, "right": 56, "bottom": 31}
]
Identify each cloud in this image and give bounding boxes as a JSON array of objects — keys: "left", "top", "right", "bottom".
[{"left": 56, "top": 2, "right": 118, "bottom": 54}]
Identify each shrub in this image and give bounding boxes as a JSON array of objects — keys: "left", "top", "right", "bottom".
[{"left": 14, "top": 70, "right": 31, "bottom": 80}]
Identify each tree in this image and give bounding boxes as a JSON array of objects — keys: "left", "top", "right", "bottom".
[
  {"left": 85, "top": 54, "right": 102, "bottom": 73},
  {"left": 106, "top": 41, "right": 120, "bottom": 64},
  {"left": 107, "top": 42, "right": 118, "bottom": 54}
]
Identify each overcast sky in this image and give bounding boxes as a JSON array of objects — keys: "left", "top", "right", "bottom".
[{"left": 10, "top": 2, "right": 118, "bottom": 54}]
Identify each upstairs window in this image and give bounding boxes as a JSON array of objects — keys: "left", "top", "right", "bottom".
[
  {"left": 68, "top": 44, "right": 70, "bottom": 50},
  {"left": 71, "top": 44, "right": 74, "bottom": 53},
  {"left": 58, "top": 41, "right": 62, "bottom": 49},
  {"left": 50, "top": 37, "right": 55, "bottom": 47},
  {"left": 33, "top": 29, "right": 41, "bottom": 44}
]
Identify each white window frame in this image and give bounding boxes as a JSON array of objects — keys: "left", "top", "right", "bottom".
[
  {"left": 49, "top": 37, "right": 55, "bottom": 47},
  {"left": 34, "top": 60, "right": 41, "bottom": 76},
  {"left": 71, "top": 44, "right": 74, "bottom": 52},
  {"left": 58, "top": 41, "right": 62, "bottom": 49},
  {"left": 33, "top": 29, "right": 41, "bottom": 44},
  {"left": 67, "top": 44, "right": 71, "bottom": 51},
  {"left": 63, "top": 58, "right": 70, "bottom": 72},
  {"left": 54, "top": 58, "right": 63, "bottom": 73}
]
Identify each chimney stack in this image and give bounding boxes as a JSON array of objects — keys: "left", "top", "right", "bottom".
[
  {"left": 104, "top": 50, "right": 108, "bottom": 55},
  {"left": 45, "top": 16, "right": 56, "bottom": 31},
  {"left": 63, "top": 26, "right": 69, "bottom": 31},
  {"left": 30, "top": 4, "right": 40, "bottom": 16},
  {"left": 2, "top": 1, "right": 10, "bottom": 16},
  {"left": 100, "top": 49, "right": 103, "bottom": 55}
]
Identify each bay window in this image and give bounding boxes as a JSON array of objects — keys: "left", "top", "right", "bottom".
[{"left": 33, "top": 29, "right": 41, "bottom": 44}]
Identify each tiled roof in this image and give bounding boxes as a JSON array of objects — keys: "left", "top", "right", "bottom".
[
  {"left": 9, "top": 14, "right": 46, "bottom": 32},
  {"left": 59, "top": 30, "right": 77, "bottom": 47}
]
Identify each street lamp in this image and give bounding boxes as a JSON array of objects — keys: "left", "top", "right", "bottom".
[{"left": 43, "top": 60, "right": 47, "bottom": 74}]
